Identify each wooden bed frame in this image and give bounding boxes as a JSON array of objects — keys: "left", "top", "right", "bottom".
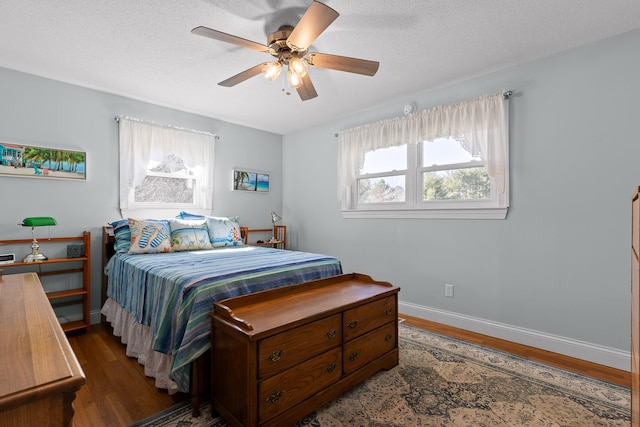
[{"left": 100, "top": 226, "right": 208, "bottom": 416}]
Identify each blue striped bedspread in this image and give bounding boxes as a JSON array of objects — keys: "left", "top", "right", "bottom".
[{"left": 105, "top": 245, "right": 343, "bottom": 393}]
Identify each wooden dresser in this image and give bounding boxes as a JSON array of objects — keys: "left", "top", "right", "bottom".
[
  {"left": 210, "top": 273, "right": 400, "bottom": 427},
  {"left": 0, "top": 272, "right": 86, "bottom": 427},
  {"left": 633, "top": 187, "right": 640, "bottom": 426}
]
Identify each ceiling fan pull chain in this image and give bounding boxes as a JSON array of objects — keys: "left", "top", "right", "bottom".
[{"left": 281, "top": 72, "right": 291, "bottom": 96}]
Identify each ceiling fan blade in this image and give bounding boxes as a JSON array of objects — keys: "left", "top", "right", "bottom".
[
  {"left": 306, "top": 52, "right": 379, "bottom": 76},
  {"left": 296, "top": 74, "right": 318, "bottom": 101},
  {"left": 191, "top": 26, "right": 268, "bottom": 53},
  {"left": 218, "top": 63, "right": 267, "bottom": 87},
  {"left": 286, "top": 1, "right": 339, "bottom": 51}
]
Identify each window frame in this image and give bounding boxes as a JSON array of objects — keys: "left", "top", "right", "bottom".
[
  {"left": 417, "top": 139, "right": 492, "bottom": 205},
  {"left": 118, "top": 117, "right": 216, "bottom": 216},
  {"left": 339, "top": 92, "right": 510, "bottom": 220},
  {"left": 349, "top": 140, "right": 505, "bottom": 218}
]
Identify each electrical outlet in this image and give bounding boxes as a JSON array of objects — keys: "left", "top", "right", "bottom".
[{"left": 445, "top": 284, "right": 454, "bottom": 298}]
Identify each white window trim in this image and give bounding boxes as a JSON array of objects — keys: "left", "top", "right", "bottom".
[
  {"left": 337, "top": 91, "right": 510, "bottom": 219},
  {"left": 342, "top": 207, "right": 508, "bottom": 219}
]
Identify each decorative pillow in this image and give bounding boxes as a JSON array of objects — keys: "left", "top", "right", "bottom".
[
  {"left": 176, "top": 211, "right": 206, "bottom": 220},
  {"left": 109, "top": 218, "right": 131, "bottom": 252},
  {"left": 169, "top": 218, "right": 213, "bottom": 251},
  {"left": 127, "top": 218, "right": 172, "bottom": 254},
  {"left": 206, "top": 216, "right": 244, "bottom": 247}
]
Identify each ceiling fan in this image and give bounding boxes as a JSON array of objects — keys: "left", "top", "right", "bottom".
[{"left": 191, "top": 0, "right": 379, "bottom": 101}]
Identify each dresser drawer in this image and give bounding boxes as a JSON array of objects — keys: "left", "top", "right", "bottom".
[
  {"left": 343, "top": 295, "right": 396, "bottom": 341},
  {"left": 259, "top": 347, "right": 342, "bottom": 422},
  {"left": 343, "top": 322, "right": 396, "bottom": 375},
  {"left": 258, "top": 314, "right": 341, "bottom": 379}
]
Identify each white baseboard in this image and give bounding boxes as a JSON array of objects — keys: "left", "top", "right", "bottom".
[
  {"left": 91, "top": 309, "right": 102, "bottom": 325},
  {"left": 58, "top": 309, "right": 103, "bottom": 326},
  {"left": 87, "top": 304, "right": 629, "bottom": 372},
  {"left": 399, "top": 301, "right": 630, "bottom": 372}
]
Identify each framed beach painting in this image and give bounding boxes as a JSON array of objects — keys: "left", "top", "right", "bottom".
[
  {"left": 0, "top": 141, "right": 86, "bottom": 180},
  {"left": 233, "top": 169, "right": 269, "bottom": 192}
]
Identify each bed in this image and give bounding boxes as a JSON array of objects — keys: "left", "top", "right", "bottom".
[{"left": 100, "top": 217, "right": 343, "bottom": 415}]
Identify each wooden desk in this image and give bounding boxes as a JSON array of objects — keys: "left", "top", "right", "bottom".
[{"left": 0, "top": 272, "right": 86, "bottom": 426}]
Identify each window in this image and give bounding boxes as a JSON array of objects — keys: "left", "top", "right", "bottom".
[
  {"left": 338, "top": 92, "right": 509, "bottom": 219},
  {"left": 358, "top": 145, "right": 406, "bottom": 204},
  {"left": 118, "top": 117, "right": 216, "bottom": 214},
  {"left": 420, "top": 138, "right": 489, "bottom": 201}
]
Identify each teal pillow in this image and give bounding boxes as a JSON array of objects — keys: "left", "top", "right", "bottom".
[
  {"left": 176, "top": 211, "right": 206, "bottom": 220},
  {"left": 169, "top": 218, "right": 213, "bottom": 251},
  {"left": 110, "top": 219, "right": 131, "bottom": 252}
]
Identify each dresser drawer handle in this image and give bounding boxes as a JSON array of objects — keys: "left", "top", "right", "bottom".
[
  {"left": 385, "top": 306, "right": 393, "bottom": 315},
  {"left": 325, "top": 363, "right": 337, "bottom": 372},
  {"left": 348, "top": 351, "right": 359, "bottom": 361},
  {"left": 326, "top": 328, "right": 337, "bottom": 339},
  {"left": 347, "top": 319, "right": 359, "bottom": 329},
  {"left": 265, "top": 390, "right": 283, "bottom": 403},
  {"left": 267, "top": 350, "right": 284, "bottom": 362},
  {"left": 385, "top": 333, "right": 393, "bottom": 342}
]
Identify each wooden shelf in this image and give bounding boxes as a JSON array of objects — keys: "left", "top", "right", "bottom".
[
  {"left": 240, "top": 225, "right": 287, "bottom": 250},
  {"left": 250, "top": 240, "right": 284, "bottom": 247},
  {"left": 0, "top": 232, "right": 91, "bottom": 333},
  {"left": 5, "top": 256, "right": 88, "bottom": 268},
  {"left": 59, "top": 320, "right": 90, "bottom": 333},
  {"left": 47, "top": 288, "right": 89, "bottom": 300}
]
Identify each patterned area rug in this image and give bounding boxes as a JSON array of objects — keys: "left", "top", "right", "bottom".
[{"left": 129, "top": 323, "right": 630, "bottom": 427}]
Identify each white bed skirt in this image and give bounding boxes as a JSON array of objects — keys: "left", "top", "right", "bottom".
[{"left": 101, "top": 298, "right": 180, "bottom": 394}]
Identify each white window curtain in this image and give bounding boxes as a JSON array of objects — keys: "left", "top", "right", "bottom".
[
  {"left": 337, "top": 91, "right": 508, "bottom": 208},
  {"left": 118, "top": 117, "right": 216, "bottom": 210}
]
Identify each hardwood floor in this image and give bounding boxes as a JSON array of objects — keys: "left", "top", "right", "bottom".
[
  {"left": 67, "top": 324, "right": 189, "bottom": 427},
  {"left": 66, "top": 315, "right": 630, "bottom": 426}
]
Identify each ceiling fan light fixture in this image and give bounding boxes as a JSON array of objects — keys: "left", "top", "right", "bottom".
[
  {"left": 192, "top": 1, "right": 379, "bottom": 101},
  {"left": 262, "top": 61, "right": 282, "bottom": 81},
  {"left": 287, "top": 66, "right": 303, "bottom": 88},
  {"left": 288, "top": 56, "right": 308, "bottom": 77}
]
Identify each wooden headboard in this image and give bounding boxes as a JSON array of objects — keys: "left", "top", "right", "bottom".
[{"left": 101, "top": 226, "right": 115, "bottom": 325}]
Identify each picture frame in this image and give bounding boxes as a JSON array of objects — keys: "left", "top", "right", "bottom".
[
  {"left": 0, "top": 141, "right": 86, "bottom": 180},
  {"left": 233, "top": 169, "right": 269, "bottom": 192}
]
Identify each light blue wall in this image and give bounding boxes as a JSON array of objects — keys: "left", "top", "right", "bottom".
[
  {"left": 0, "top": 67, "right": 283, "bottom": 318},
  {"left": 283, "top": 29, "right": 640, "bottom": 358},
  {"left": 2, "top": 28, "right": 638, "bottom": 366}
]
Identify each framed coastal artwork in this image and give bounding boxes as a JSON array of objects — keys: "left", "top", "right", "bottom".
[
  {"left": 0, "top": 141, "right": 86, "bottom": 180},
  {"left": 233, "top": 169, "right": 269, "bottom": 192}
]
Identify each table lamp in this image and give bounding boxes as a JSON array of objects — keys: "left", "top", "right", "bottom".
[
  {"left": 270, "top": 212, "right": 282, "bottom": 242},
  {"left": 271, "top": 211, "right": 282, "bottom": 226},
  {"left": 21, "top": 216, "right": 57, "bottom": 262}
]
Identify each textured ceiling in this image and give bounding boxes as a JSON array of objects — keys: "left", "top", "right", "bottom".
[{"left": 1, "top": 0, "right": 639, "bottom": 134}]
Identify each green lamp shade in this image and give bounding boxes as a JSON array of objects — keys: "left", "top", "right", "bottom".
[{"left": 22, "top": 217, "right": 57, "bottom": 227}]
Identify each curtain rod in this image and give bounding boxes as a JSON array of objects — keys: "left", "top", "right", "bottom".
[
  {"left": 334, "top": 89, "right": 513, "bottom": 137},
  {"left": 114, "top": 115, "right": 219, "bottom": 140}
]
